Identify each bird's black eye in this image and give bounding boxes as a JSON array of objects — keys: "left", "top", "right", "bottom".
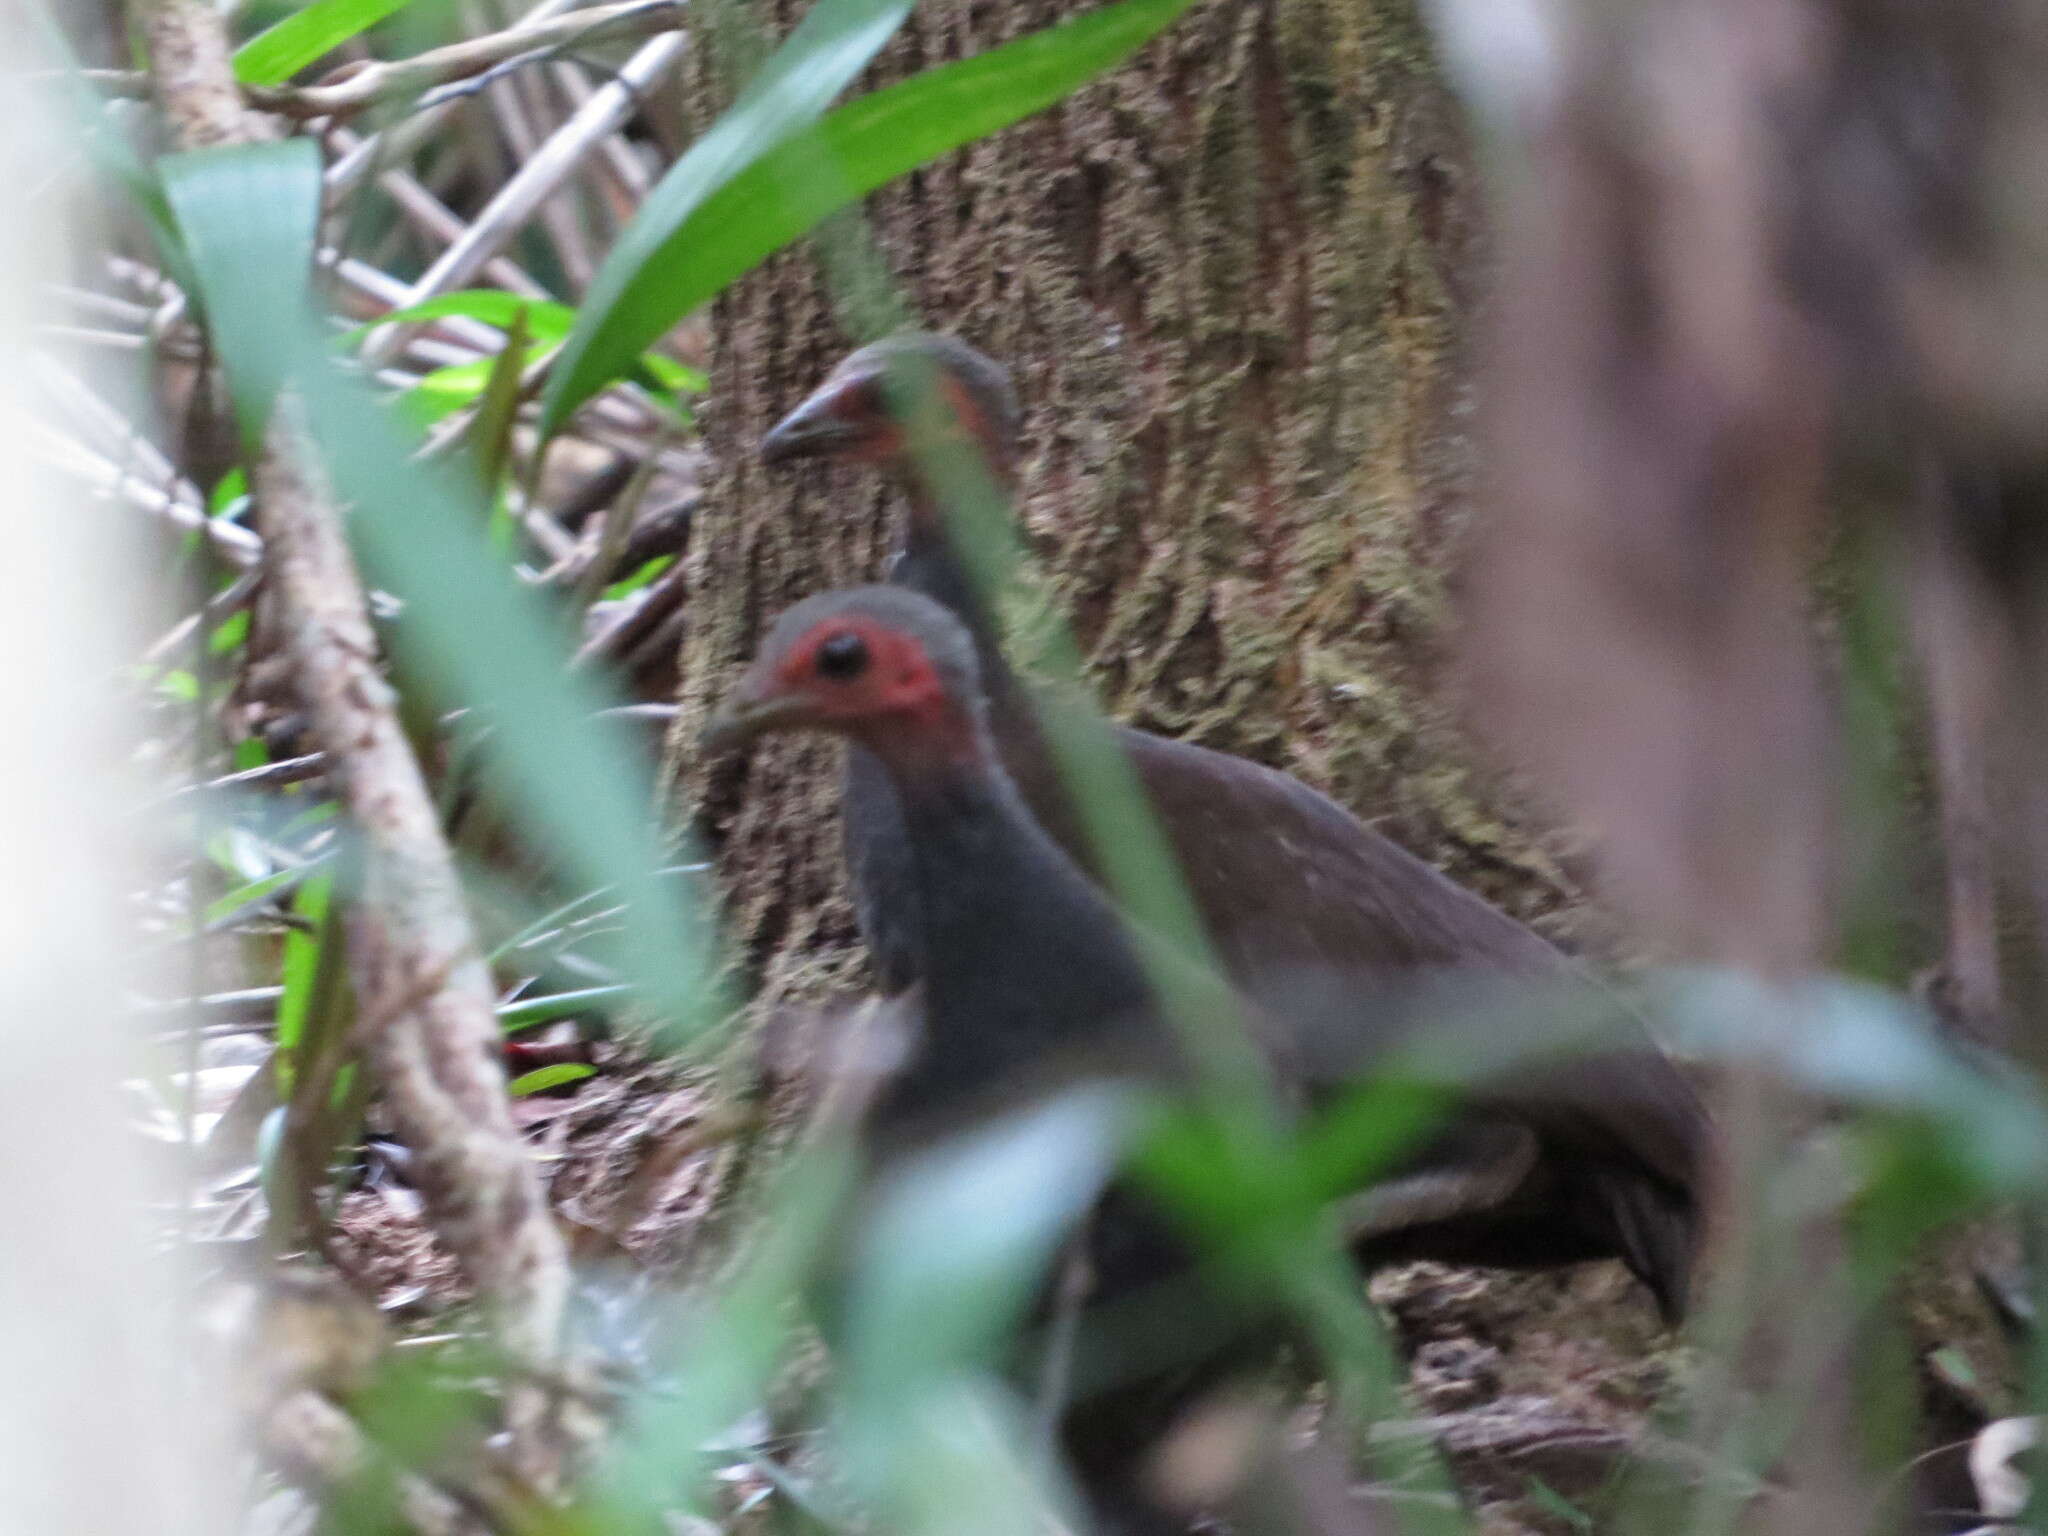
[{"left": 816, "top": 631, "right": 869, "bottom": 680}]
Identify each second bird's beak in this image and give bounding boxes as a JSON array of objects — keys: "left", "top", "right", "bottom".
[
  {"left": 698, "top": 676, "right": 814, "bottom": 756},
  {"left": 760, "top": 389, "right": 859, "bottom": 466}
]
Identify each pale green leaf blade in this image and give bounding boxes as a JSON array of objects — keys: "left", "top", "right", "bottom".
[
  {"left": 155, "top": 142, "right": 726, "bottom": 1040},
  {"left": 539, "top": 0, "right": 923, "bottom": 433},
  {"left": 541, "top": 0, "right": 1198, "bottom": 435},
  {"left": 159, "top": 140, "right": 323, "bottom": 448},
  {"left": 509, "top": 1063, "right": 597, "bottom": 1096},
  {"left": 843, "top": 1089, "right": 1131, "bottom": 1401},
  {"left": 235, "top": 0, "right": 424, "bottom": 86},
  {"left": 338, "top": 290, "right": 580, "bottom": 344}
]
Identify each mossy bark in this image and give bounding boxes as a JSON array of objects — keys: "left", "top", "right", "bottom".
[{"left": 665, "top": 0, "right": 1587, "bottom": 997}]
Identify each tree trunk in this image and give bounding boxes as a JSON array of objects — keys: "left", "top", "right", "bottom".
[{"left": 666, "top": 0, "right": 1585, "bottom": 998}]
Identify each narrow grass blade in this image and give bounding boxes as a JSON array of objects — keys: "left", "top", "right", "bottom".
[
  {"left": 235, "top": 0, "right": 425, "bottom": 86},
  {"left": 541, "top": 0, "right": 1197, "bottom": 434},
  {"left": 159, "top": 141, "right": 323, "bottom": 450}
]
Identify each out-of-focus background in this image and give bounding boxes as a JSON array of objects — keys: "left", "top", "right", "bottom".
[{"left": 23, "top": 0, "right": 2048, "bottom": 1530}]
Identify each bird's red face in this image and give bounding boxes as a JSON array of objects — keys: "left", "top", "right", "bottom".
[
  {"left": 702, "top": 611, "right": 962, "bottom": 759},
  {"left": 759, "top": 366, "right": 906, "bottom": 467},
  {"left": 759, "top": 356, "right": 989, "bottom": 473}
]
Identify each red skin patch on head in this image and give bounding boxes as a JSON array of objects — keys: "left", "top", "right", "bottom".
[
  {"left": 771, "top": 615, "right": 979, "bottom": 770},
  {"left": 815, "top": 367, "right": 995, "bottom": 479},
  {"left": 817, "top": 373, "right": 905, "bottom": 464}
]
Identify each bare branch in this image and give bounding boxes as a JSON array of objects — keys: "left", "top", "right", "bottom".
[
  {"left": 358, "top": 29, "right": 688, "bottom": 367},
  {"left": 258, "top": 423, "right": 575, "bottom": 1475},
  {"left": 263, "top": 1392, "right": 484, "bottom": 1536},
  {"left": 132, "top": 0, "right": 575, "bottom": 1488},
  {"left": 329, "top": 132, "right": 551, "bottom": 300},
  {"left": 140, "top": 0, "right": 258, "bottom": 149},
  {"left": 29, "top": 420, "right": 262, "bottom": 569},
  {"left": 249, "top": 0, "right": 687, "bottom": 122}
]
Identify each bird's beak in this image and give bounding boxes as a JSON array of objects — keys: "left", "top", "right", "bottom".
[
  {"left": 698, "top": 675, "right": 814, "bottom": 756},
  {"left": 760, "top": 387, "right": 860, "bottom": 466}
]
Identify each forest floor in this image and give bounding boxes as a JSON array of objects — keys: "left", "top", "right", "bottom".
[{"left": 308, "top": 1026, "right": 1719, "bottom": 1536}]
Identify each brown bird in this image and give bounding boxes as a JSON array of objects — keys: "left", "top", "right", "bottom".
[
  {"left": 706, "top": 587, "right": 1177, "bottom": 1140},
  {"left": 705, "top": 586, "right": 1290, "bottom": 1534},
  {"left": 760, "top": 335, "right": 1713, "bottom": 1322},
  {"left": 705, "top": 589, "right": 1686, "bottom": 1535}
]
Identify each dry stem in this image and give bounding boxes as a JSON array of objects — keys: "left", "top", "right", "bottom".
[
  {"left": 133, "top": 0, "right": 574, "bottom": 1491},
  {"left": 251, "top": 0, "right": 686, "bottom": 122}
]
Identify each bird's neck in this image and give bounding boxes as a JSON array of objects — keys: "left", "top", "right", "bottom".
[
  {"left": 877, "top": 741, "right": 1154, "bottom": 1100},
  {"left": 884, "top": 742, "right": 1078, "bottom": 933},
  {"left": 892, "top": 460, "right": 1026, "bottom": 709}
]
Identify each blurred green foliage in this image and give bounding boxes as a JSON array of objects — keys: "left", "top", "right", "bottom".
[{"left": 82, "top": 0, "right": 2048, "bottom": 1530}]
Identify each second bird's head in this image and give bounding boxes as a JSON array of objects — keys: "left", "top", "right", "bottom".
[
  {"left": 702, "top": 586, "right": 987, "bottom": 769},
  {"left": 759, "top": 332, "right": 1021, "bottom": 476}
]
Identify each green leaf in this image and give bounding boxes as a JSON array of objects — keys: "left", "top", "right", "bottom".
[
  {"left": 508, "top": 1062, "right": 597, "bottom": 1096},
  {"left": 1524, "top": 1479, "right": 1596, "bottom": 1535},
  {"left": 283, "top": 799, "right": 341, "bottom": 836},
  {"left": 209, "top": 610, "right": 252, "bottom": 656},
  {"left": 1929, "top": 1345, "right": 1980, "bottom": 1392},
  {"left": 540, "top": 0, "right": 918, "bottom": 434},
  {"left": 160, "top": 141, "right": 323, "bottom": 450},
  {"left": 542, "top": 0, "right": 1197, "bottom": 435},
  {"left": 340, "top": 292, "right": 696, "bottom": 417},
  {"left": 604, "top": 555, "right": 675, "bottom": 602},
  {"left": 202, "top": 865, "right": 300, "bottom": 926},
  {"left": 843, "top": 1090, "right": 1131, "bottom": 1402},
  {"left": 467, "top": 303, "right": 535, "bottom": 495},
  {"left": 161, "top": 139, "right": 726, "bottom": 1047},
  {"left": 340, "top": 290, "right": 580, "bottom": 345},
  {"left": 235, "top": 0, "right": 424, "bottom": 86},
  {"left": 399, "top": 357, "right": 505, "bottom": 426},
  {"left": 210, "top": 467, "right": 249, "bottom": 514},
  {"left": 156, "top": 668, "right": 201, "bottom": 702},
  {"left": 498, "top": 985, "right": 631, "bottom": 1033},
  {"left": 634, "top": 353, "right": 707, "bottom": 396},
  {"left": 275, "top": 872, "right": 336, "bottom": 1060}
]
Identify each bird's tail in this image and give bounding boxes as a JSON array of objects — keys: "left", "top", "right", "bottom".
[{"left": 1588, "top": 1168, "right": 1697, "bottom": 1325}]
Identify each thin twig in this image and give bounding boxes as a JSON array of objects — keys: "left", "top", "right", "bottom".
[
  {"left": 248, "top": 0, "right": 687, "bottom": 122},
  {"left": 37, "top": 324, "right": 148, "bottom": 350},
  {"left": 130, "top": 985, "right": 287, "bottom": 1020},
  {"left": 1910, "top": 460, "right": 2007, "bottom": 1048},
  {"left": 34, "top": 350, "right": 201, "bottom": 506},
  {"left": 549, "top": 58, "right": 655, "bottom": 202},
  {"left": 48, "top": 283, "right": 157, "bottom": 326},
  {"left": 571, "top": 426, "right": 679, "bottom": 612},
  {"left": 570, "top": 554, "right": 687, "bottom": 671},
  {"left": 358, "top": 29, "right": 687, "bottom": 368},
  {"left": 134, "top": 0, "right": 575, "bottom": 1487},
  {"left": 355, "top": 158, "right": 552, "bottom": 300},
  {"left": 1032, "top": 1237, "right": 1095, "bottom": 1474},
  {"left": 263, "top": 1392, "right": 482, "bottom": 1536},
  {"left": 488, "top": 14, "right": 598, "bottom": 293},
  {"left": 182, "top": 753, "right": 331, "bottom": 796},
  {"left": 311, "top": 0, "right": 611, "bottom": 314},
  {"left": 29, "top": 421, "right": 261, "bottom": 568},
  {"left": 141, "top": 569, "right": 262, "bottom": 664}
]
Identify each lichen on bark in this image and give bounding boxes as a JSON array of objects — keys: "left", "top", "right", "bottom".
[{"left": 666, "top": 0, "right": 1592, "bottom": 996}]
